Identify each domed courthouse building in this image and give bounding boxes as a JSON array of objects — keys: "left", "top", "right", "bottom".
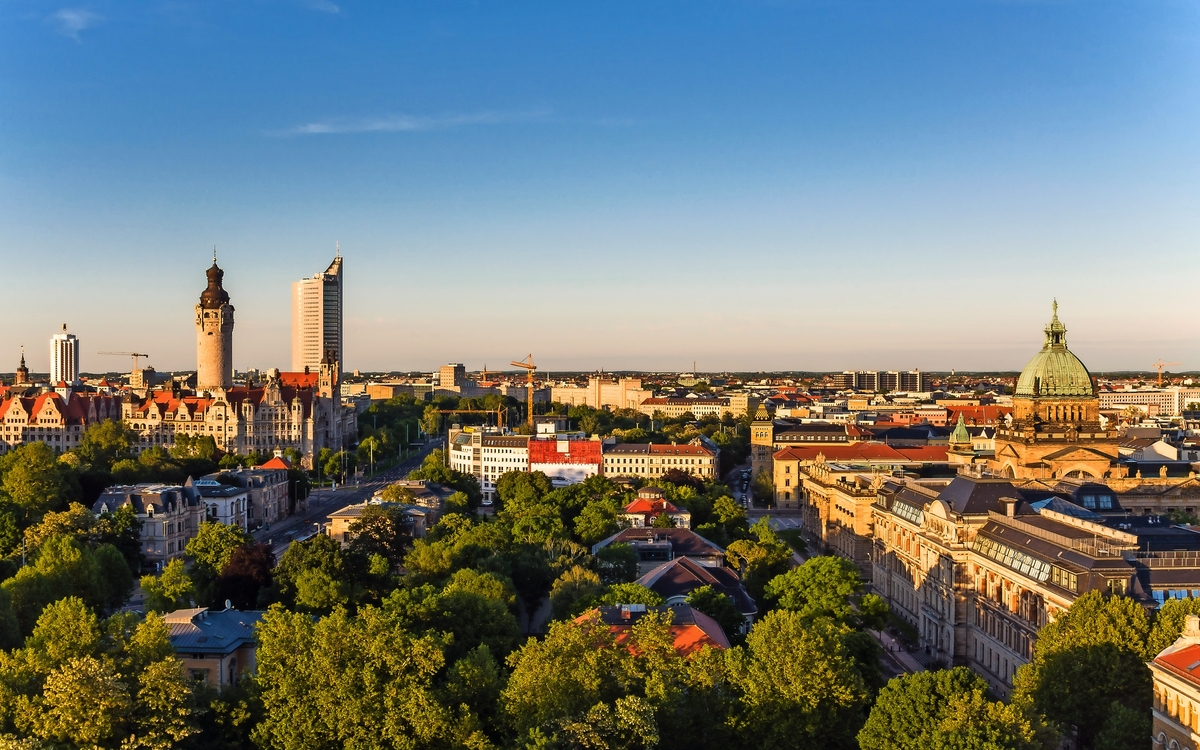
[{"left": 990, "top": 303, "right": 1121, "bottom": 481}]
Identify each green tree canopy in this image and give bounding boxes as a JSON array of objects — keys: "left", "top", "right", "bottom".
[
  {"left": 0, "top": 599, "right": 198, "bottom": 748},
  {"left": 686, "top": 585, "right": 745, "bottom": 642},
  {"left": 0, "top": 442, "right": 78, "bottom": 524},
  {"left": 2, "top": 534, "right": 132, "bottom": 633},
  {"left": 1011, "top": 591, "right": 1151, "bottom": 749},
  {"left": 251, "top": 604, "right": 476, "bottom": 750},
  {"left": 550, "top": 564, "right": 605, "bottom": 620},
  {"left": 346, "top": 503, "right": 411, "bottom": 566},
  {"left": 764, "top": 555, "right": 872, "bottom": 626},
  {"left": 140, "top": 559, "right": 195, "bottom": 613},
  {"left": 723, "top": 518, "right": 793, "bottom": 604},
  {"left": 74, "top": 419, "right": 135, "bottom": 470},
  {"left": 727, "top": 610, "right": 867, "bottom": 750},
  {"left": 185, "top": 521, "right": 251, "bottom": 577}
]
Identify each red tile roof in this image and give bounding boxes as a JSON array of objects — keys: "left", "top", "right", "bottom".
[
  {"left": 279, "top": 372, "right": 319, "bottom": 389},
  {"left": 624, "top": 498, "right": 681, "bottom": 515},
  {"left": 578, "top": 606, "right": 731, "bottom": 655},
  {"left": 1155, "top": 643, "right": 1200, "bottom": 688},
  {"left": 258, "top": 456, "right": 292, "bottom": 470},
  {"left": 774, "top": 443, "right": 949, "bottom": 463}
]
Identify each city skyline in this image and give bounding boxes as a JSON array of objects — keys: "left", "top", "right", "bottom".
[{"left": 2, "top": 2, "right": 1198, "bottom": 372}]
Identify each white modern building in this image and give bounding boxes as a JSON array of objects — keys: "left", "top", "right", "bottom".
[
  {"left": 50, "top": 324, "right": 80, "bottom": 386},
  {"left": 292, "top": 250, "right": 344, "bottom": 372},
  {"left": 1099, "top": 387, "right": 1200, "bottom": 418},
  {"left": 448, "top": 427, "right": 530, "bottom": 502}
]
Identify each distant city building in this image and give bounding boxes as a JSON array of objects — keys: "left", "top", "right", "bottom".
[
  {"left": 13, "top": 348, "right": 30, "bottom": 386},
  {"left": 208, "top": 458, "right": 292, "bottom": 528},
  {"left": 438, "top": 363, "right": 466, "bottom": 389},
  {"left": 833, "top": 369, "right": 932, "bottom": 393},
  {"left": 0, "top": 391, "right": 122, "bottom": 455},
  {"left": 636, "top": 556, "right": 756, "bottom": 631},
  {"left": 550, "top": 376, "right": 652, "bottom": 411},
  {"left": 50, "top": 324, "right": 79, "bottom": 386},
  {"left": 189, "top": 477, "right": 250, "bottom": 530},
  {"left": 637, "top": 396, "right": 738, "bottom": 420},
  {"left": 602, "top": 439, "right": 719, "bottom": 481},
  {"left": 1099, "top": 386, "right": 1200, "bottom": 418},
  {"left": 291, "top": 252, "right": 343, "bottom": 373},
  {"left": 122, "top": 362, "right": 351, "bottom": 469},
  {"left": 592, "top": 527, "right": 728, "bottom": 574},
  {"left": 196, "top": 260, "right": 235, "bottom": 393},
  {"left": 583, "top": 604, "right": 730, "bottom": 655}
]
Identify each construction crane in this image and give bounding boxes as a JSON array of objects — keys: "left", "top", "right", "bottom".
[
  {"left": 510, "top": 354, "right": 537, "bottom": 428},
  {"left": 1152, "top": 360, "right": 1183, "bottom": 386},
  {"left": 436, "top": 408, "right": 506, "bottom": 431},
  {"left": 98, "top": 352, "right": 150, "bottom": 373}
]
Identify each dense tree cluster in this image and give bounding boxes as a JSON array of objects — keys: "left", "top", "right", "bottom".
[{"left": 6, "top": 415, "right": 1195, "bottom": 749}]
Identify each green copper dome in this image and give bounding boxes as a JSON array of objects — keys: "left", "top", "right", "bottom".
[
  {"left": 949, "top": 413, "right": 971, "bottom": 445},
  {"left": 1014, "top": 302, "right": 1095, "bottom": 398}
]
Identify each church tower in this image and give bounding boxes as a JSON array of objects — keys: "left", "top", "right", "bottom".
[
  {"left": 14, "top": 347, "right": 30, "bottom": 385},
  {"left": 196, "top": 257, "right": 235, "bottom": 393}
]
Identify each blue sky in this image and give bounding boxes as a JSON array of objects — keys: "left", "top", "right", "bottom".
[{"left": 2, "top": 1, "right": 1198, "bottom": 375}]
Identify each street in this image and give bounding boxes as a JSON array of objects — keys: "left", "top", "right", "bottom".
[{"left": 254, "top": 442, "right": 439, "bottom": 559}]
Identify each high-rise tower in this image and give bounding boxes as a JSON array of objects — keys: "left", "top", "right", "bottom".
[
  {"left": 196, "top": 257, "right": 235, "bottom": 392},
  {"left": 50, "top": 324, "right": 79, "bottom": 386},
  {"left": 292, "top": 247, "right": 343, "bottom": 372}
]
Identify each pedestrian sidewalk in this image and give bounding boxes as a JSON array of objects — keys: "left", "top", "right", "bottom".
[{"left": 871, "top": 629, "right": 925, "bottom": 674}]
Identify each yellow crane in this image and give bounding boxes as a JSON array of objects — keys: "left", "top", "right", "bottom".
[
  {"left": 1152, "top": 360, "right": 1183, "bottom": 386},
  {"left": 98, "top": 351, "right": 150, "bottom": 373},
  {"left": 510, "top": 354, "right": 537, "bottom": 428}
]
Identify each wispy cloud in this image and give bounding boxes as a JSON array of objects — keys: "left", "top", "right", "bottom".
[
  {"left": 305, "top": 0, "right": 340, "bottom": 13},
  {"left": 274, "top": 108, "right": 553, "bottom": 136},
  {"left": 50, "top": 8, "right": 103, "bottom": 41}
]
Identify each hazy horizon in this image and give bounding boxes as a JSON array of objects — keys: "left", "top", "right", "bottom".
[{"left": 3, "top": 1, "right": 1197, "bottom": 374}]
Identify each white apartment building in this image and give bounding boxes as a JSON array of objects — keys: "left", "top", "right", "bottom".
[
  {"left": 292, "top": 252, "right": 343, "bottom": 372},
  {"left": 448, "top": 427, "right": 530, "bottom": 501},
  {"left": 1099, "top": 387, "right": 1200, "bottom": 417},
  {"left": 50, "top": 325, "right": 80, "bottom": 386},
  {"left": 189, "top": 477, "right": 250, "bottom": 531}
]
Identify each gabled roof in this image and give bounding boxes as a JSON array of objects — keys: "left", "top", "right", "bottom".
[
  {"left": 258, "top": 456, "right": 292, "bottom": 470},
  {"left": 936, "top": 476, "right": 1028, "bottom": 515},
  {"left": 636, "top": 556, "right": 757, "bottom": 615},
  {"left": 594, "top": 527, "right": 726, "bottom": 559}
]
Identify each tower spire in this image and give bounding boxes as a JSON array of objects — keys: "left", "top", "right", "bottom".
[
  {"left": 213, "top": 245, "right": 217, "bottom": 264},
  {"left": 336, "top": 240, "right": 340, "bottom": 258}
]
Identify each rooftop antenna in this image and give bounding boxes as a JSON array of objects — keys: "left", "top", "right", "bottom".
[{"left": 336, "top": 240, "right": 340, "bottom": 257}]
